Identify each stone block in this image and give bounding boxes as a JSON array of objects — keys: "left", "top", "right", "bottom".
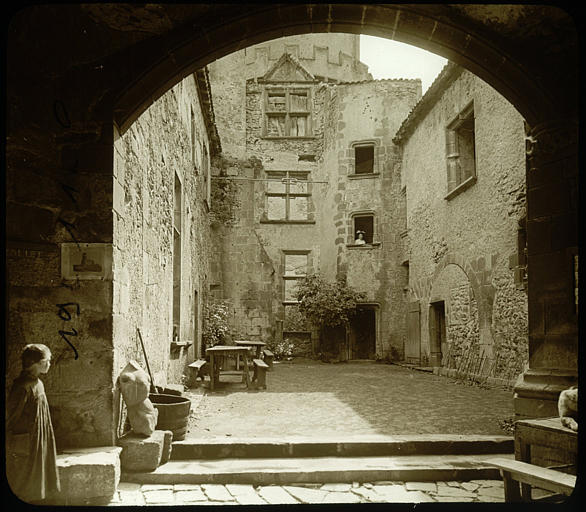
[
  {"left": 55, "top": 446, "right": 122, "bottom": 504},
  {"left": 118, "top": 430, "right": 167, "bottom": 471},
  {"left": 161, "top": 430, "right": 173, "bottom": 464}
]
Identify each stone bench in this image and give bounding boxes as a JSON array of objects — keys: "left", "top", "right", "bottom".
[
  {"left": 188, "top": 359, "right": 208, "bottom": 386},
  {"left": 490, "top": 457, "right": 577, "bottom": 502},
  {"left": 262, "top": 348, "right": 274, "bottom": 370},
  {"left": 252, "top": 358, "right": 269, "bottom": 389}
]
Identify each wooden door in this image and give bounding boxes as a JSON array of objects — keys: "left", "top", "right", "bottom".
[{"left": 406, "top": 301, "right": 421, "bottom": 364}]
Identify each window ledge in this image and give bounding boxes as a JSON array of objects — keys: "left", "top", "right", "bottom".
[
  {"left": 171, "top": 340, "right": 192, "bottom": 350},
  {"left": 445, "top": 175, "right": 477, "bottom": 201},
  {"left": 346, "top": 242, "right": 381, "bottom": 249},
  {"left": 260, "top": 219, "right": 316, "bottom": 225},
  {"left": 348, "top": 173, "right": 380, "bottom": 180},
  {"left": 262, "top": 136, "right": 316, "bottom": 140}
]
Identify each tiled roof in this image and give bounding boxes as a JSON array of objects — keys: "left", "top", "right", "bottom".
[{"left": 393, "top": 62, "right": 464, "bottom": 145}]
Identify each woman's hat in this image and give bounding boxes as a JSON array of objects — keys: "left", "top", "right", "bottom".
[{"left": 356, "top": 230, "right": 365, "bottom": 235}]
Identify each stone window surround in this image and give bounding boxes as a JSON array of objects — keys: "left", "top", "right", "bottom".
[
  {"left": 262, "top": 85, "right": 313, "bottom": 138},
  {"left": 347, "top": 210, "right": 381, "bottom": 247},
  {"left": 349, "top": 139, "right": 381, "bottom": 177},
  {"left": 281, "top": 249, "right": 311, "bottom": 305},
  {"left": 261, "top": 169, "right": 314, "bottom": 223},
  {"left": 445, "top": 101, "right": 476, "bottom": 200}
]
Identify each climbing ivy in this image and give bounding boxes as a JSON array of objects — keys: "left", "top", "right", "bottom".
[{"left": 295, "top": 274, "right": 366, "bottom": 329}]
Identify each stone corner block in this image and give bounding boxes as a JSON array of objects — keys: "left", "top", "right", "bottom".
[
  {"left": 56, "top": 446, "right": 122, "bottom": 503},
  {"left": 117, "top": 430, "right": 168, "bottom": 472}
]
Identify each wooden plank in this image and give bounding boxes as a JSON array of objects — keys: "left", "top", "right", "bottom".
[
  {"left": 188, "top": 359, "right": 207, "bottom": 369},
  {"left": 490, "top": 458, "right": 576, "bottom": 495}
]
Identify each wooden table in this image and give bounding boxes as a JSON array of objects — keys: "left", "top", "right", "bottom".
[
  {"left": 515, "top": 417, "right": 577, "bottom": 500},
  {"left": 234, "top": 340, "right": 266, "bottom": 359},
  {"left": 205, "top": 345, "right": 252, "bottom": 391}
]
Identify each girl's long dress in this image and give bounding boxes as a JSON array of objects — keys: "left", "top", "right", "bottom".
[{"left": 6, "top": 372, "right": 60, "bottom": 502}]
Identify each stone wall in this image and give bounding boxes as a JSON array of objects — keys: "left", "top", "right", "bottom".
[
  {"left": 320, "top": 80, "right": 420, "bottom": 359},
  {"left": 208, "top": 33, "right": 371, "bottom": 161},
  {"left": 401, "top": 68, "right": 528, "bottom": 372},
  {"left": 6, "top": 88, "right": 115, "bottom": 449},
  {"left": 112, "top": 74, "right": 214, "bottom": 393}
]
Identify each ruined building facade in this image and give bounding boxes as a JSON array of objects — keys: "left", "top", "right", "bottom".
[
  {"left": 395, "top": 63, "right": 528, "bottom": 380},
  {"left": 207, "top": 35, "right": 420, "bottom": 360},
  {"left": 207, "top": 34, "right": 528, "bottom": 370}
]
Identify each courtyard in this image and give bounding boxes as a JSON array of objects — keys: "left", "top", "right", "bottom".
[{"left": 185, "top": 360, "right": 514, "bottom": 439}]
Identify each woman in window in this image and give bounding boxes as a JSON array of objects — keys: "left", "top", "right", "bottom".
[{"left": 355, "top": 230, "right": 367, "bottom": 245}]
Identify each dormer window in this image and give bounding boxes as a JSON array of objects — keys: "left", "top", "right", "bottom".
[{"left": 264, "top": 88, "right": 312, "bottom": 138}]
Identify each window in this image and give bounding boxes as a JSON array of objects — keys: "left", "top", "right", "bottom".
[
  {"left": 353, "top": 215, "right": 374, "bottom": 244},
  {"left": 282, "top": 252, "right": 309, "bottom": 304},
  {"left": 264, "top": 88, "right": 311, "bottom": 137},
  {"left": 446, "top": 103, "right": 476, "bottom": 197},
  {"left": 265, "top": 171, "right": 311, "bottom": 221},
  {"left": 354, "top": 145, "right": 375, "bottom": 174},
  {"left": 172, "top": 173, "right": 182, "bottom": 340}
]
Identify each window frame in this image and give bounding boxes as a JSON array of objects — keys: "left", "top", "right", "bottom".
[
  {"left": 445, "top": 102, "right": 477, "bottom": 200},
  {"left": 348, "top": 211, "right": 380, "bottom": 247},
  {"left": 263, "top": 87, "right": 313, "bottom": 138},
  {"left": 281, "top": 250, "right": 310, "bottom": 305},
  {"left": 350, "top": 140, "right": 379, "bottom": 178},
  {"left": 264, "top": 170, "right": 312, "bottom": 223}
]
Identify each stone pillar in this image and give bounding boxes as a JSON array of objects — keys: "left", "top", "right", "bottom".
[{"left": 513, "top": 119, "right": 578, "bottom": 419}]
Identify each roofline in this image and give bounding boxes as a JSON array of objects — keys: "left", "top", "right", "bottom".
[
  {"left": 393, "top": 62, "right": 464, "bottom": 145},
  {"left": 194, "top": 67, "right": 222, "bottom": 157}
]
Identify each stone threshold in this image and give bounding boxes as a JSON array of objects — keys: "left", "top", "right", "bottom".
[{"left": 171, "top": 434, "right": 513, "bottom": 460}]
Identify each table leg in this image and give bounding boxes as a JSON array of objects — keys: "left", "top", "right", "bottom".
[
  {"left": 210, "top": 353, "right": 215, "bottom": 391},
  {"left": 519, "top": 442, "right": 531, "bottom": 501},
  {"left": 501, "top": 471, "right": 522, "bottom": 503},
  {"left": 242, "top": 352, "right": 251, "bottom": 388}
]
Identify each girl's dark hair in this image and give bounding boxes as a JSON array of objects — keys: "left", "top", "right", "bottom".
[{"left": 22, "top": 344, "right": 51, "bottom": 369}]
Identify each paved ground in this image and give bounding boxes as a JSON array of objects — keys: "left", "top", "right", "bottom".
[
  {"left": 109, "top": 479, "right": 507, "bottom": 505},
  {"left": 185, "top": 360, "right": 514, "bottom": 438}
]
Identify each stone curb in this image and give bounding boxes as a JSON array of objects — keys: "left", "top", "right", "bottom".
[{"left": 170, "top": 435, "right": 513, "bottom": 460}]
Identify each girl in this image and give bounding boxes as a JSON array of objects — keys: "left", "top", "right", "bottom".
[{"left": 6, "top": 344, "right": 60, "bottom": 503}]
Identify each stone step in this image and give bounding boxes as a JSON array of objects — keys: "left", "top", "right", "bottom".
[
  {"left": 171, "top": 435, "right": 513, "bottom": 460},
  {"left": 122, "top": 452, "right": 514, "bottom": 486},
  {"left": 50, "top": 446, "right": 122, "bottom": 505}
]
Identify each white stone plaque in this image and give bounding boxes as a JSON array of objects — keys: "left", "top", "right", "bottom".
[{"left": 61, "top": 243, "right": 112, "bottom": 280}]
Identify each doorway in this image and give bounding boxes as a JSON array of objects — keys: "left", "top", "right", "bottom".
[
  {"left": 429, "top": 301, "right": 446, "bottom": 367},
  {"left": 349, "top": 307, "right": 377, "bottom": 360}
]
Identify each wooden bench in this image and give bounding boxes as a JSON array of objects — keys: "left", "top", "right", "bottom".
[
  {"left": 489, "top": 458, "right": 576, "bottom": 502},
  {"left": 188, "top": 359, "right": 208, "bottom": 385},
  {"left": 252, "top": 358, "right": 268, "bottom": 389},
  {"left": 262, "top": 349, "right": 274, "bottom": 370}
]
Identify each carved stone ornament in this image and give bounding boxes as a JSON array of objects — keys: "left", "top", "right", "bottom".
[{"left": 525, "top": 119, "right": 578, "bottom": 161}]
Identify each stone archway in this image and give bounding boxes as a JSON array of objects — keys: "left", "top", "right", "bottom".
[
  {"left": 6, "top": 5, "right": 578, "bottom": 447},
  {"left": 106, "top": 4, "right": 576, "bottom": 132}
]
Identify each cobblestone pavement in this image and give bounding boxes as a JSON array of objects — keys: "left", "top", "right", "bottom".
[
  {"left": 186, "top": 360, "right": 513, "bottom": 438},
  {"left": 108, "top": 479, "right": 506, "bottom": 505}
]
